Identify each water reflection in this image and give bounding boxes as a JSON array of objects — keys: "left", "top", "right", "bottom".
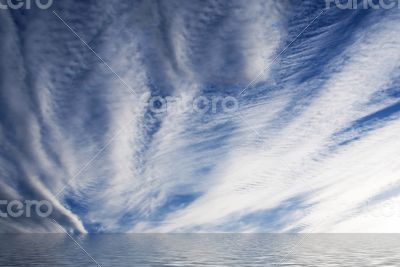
[{"left": 0, "top": 234, "right": 399, "bottom": 266}]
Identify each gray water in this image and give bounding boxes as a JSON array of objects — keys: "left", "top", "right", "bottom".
[{"left": 0, "top": 234, "right": 399, "bottom": 266}]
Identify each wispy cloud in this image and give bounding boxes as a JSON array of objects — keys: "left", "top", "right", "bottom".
[{"left": 1, "top": 0, "right": 400, "bottom": 233}]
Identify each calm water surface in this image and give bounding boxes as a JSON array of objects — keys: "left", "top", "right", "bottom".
[{"left": 0, "top": 234, "right": 399, "bottom": 266}]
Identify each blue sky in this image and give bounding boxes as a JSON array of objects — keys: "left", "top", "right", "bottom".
[{"left": 1, "top": 0, "right": 400, "bottom": 233}]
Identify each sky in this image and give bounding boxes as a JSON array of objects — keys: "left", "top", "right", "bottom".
[{"left": 1, "top": 0, "right": 400, "bottom": 233}]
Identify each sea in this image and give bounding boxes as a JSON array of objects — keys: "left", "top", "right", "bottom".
[{"left": 0, "top": 234, "right": 399, "bottom": 266}]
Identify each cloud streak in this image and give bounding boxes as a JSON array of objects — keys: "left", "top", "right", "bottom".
[{"left": 1, "top": 0, "right": 400, "bottom": 233}]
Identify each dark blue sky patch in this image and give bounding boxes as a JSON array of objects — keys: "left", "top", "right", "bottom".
[
  {"left": 332, "top": 101, "right": 400, "bottom": 148},
  {"left": 214, "top": 194, "right": 314, "bottom": 232}
]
